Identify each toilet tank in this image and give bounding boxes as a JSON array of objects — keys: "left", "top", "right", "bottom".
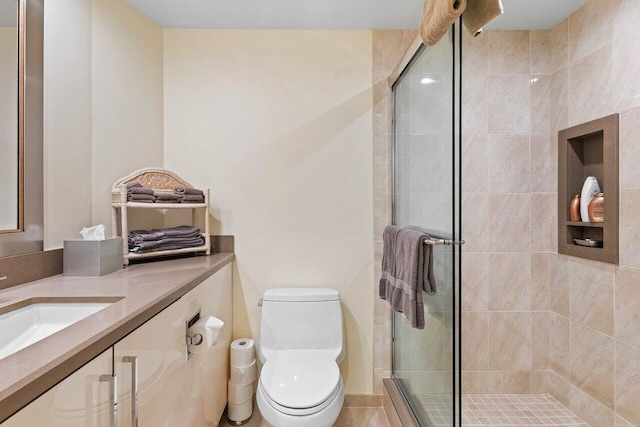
[{"left": 257, "top": 288, "right": 344, "bottom": 364}]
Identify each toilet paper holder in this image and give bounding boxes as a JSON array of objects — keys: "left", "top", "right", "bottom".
[{"left": 185, "top": 309, "right": 201, "bottom": 360}]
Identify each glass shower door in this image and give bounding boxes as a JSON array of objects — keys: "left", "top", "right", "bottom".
[{"left": 391, "top": 24, "right": 461, "bottom": 427}]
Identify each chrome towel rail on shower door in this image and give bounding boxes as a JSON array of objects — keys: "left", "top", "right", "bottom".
[{"left": 423, "top": 238, "right": 465, "bottom": 246}]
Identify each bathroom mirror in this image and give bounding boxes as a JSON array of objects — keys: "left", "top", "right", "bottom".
[
  {"left": 0, "top": 0, "right": 43, "bottom": 257},
  {"left": 0, "top": 0, "right": 20, "bottom": 232}
]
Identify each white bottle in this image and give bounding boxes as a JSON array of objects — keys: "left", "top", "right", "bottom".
[{"left": 580, "top": 176, "right": 600, "bottom": 222}]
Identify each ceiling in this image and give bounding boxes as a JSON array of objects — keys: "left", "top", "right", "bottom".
[{"left": 123, "top": 0, "right": 588, "bottom": 30}]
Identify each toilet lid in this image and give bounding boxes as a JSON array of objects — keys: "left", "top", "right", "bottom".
[{"left": 260, "top": 351, "right": 341, "bottom": 409}]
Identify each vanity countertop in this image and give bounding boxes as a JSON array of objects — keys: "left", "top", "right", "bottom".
[{"left": 0, "top": 252, "right": 235, "bottom": 423}]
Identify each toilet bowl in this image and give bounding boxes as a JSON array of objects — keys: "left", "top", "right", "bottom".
[{"left": 256, "top": 288, "right": 345, "bottom": 427}]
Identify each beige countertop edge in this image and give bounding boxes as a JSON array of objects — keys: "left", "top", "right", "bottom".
[{"left": 0, "top": 252, "right": 235, "bottom": 423}]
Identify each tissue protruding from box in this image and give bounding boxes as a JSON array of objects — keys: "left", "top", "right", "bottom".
[
  {"left": 79, "top": 224, "right": 106, "bottom": 241},
  {"left": 63, "top": 237, "right": 123, "bottom": 276}
]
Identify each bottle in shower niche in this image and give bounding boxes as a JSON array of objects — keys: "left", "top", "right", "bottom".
[
  {"left": 580, "top": 176, "right": 600, "bottom": 222},
  {"left": 570, "top": 194, "right": 581, "bottom": 221},
  {"left": 588, "top": 193, "right": 604, "bottom": 222}
]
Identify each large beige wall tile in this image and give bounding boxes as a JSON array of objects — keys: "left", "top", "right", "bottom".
[
  {"left": 550, "top": 19, "right": 569, "bottom": 73},
  {"left": 531, "top": 253, "right": 550, "bottom": 310},
  {"left": 488, "top": 253, "right": 531, "bottom": 311},
  {"left": 462, "top": 370, "right": 530, "bottom": 394},
  {"left": 462, "top": 134, "right": 488, "bottom": 193},
  {"left": 487, "top": 31, "right": 530, "bottom": 75},
  {"left": 550, "top": 256, "right": 570, "bottom": 317},
  {"left": 613, "top": 35, "right": 640, "bottom": 112},
  {"left": 530, "top": 76, "right": 551, "bottom": 134},
  {"left": 619, "top": 189, "right": 640, "bottom": 268},
  {"left": 615, "top": 341, "right": 640, "bottom": 426},
  {"left": 530, "top": 135, "right": 551, "bottom": 193},
  {"left": 615, "top": 267, "right": 640, "bottom": 348},
  {"left": 531, "top": 370, "right": 549, "bottom": 394},
  {"left": 531, "top": 311, "right": 549, "bottom": 369},
  {"left": 570, "top": 322, "right": 615, "bottom": 409},
  {"left": 489, "top": 194, "right": 531, "bottom": 252},
  {"left": 569, "top": 44, "right": 614, "bottom": 127},
  {"left": 530, "top": 193, "right": 552, "bottom": 253},
  {"left": 462, "top": 312, "right": 489, "bottom": 370},
  {"left": 549, "top": 312, "right": 570, "bottom": 379},
  {"left": 550, "top": 68, "right": 569, "bottom": 132},
  {"left": 530, "top": 30, "right": 551, "bottom": 75},
  {"left": 462, "top": 27, "right": 488, "bottom": 74},
  {"left": 550, "top": 371, "right": 572, "bottom": 406},
  {"left": 488, "top": 75, "right": 531, "bottom": 134},
  {"left": 569, "top": 385, "right": 615, "bottom": 427},
  {"left": 488, "top": 312, "right": 531, "bottom": 370},
  {"left": 570, "top": 280, "right": 614, "bottom": 336},
  {"left": 462, "top": 74, "right": 489, "bottom": 134},
  {"left": 462, "top": 252, "right": 489, "bottom": 311},
  {"left": 487, "top": 135, "right": 530, "bottom": 193},
  {"left": 620, "top": 107, "right": 640, "bottom": 190},
  {"left": 568, "top": 0, "right": 614, "bottom": 62},
  {"left": 462, "top": 194, "right": 491, "bottom": 253}
]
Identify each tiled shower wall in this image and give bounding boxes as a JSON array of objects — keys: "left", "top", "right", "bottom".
[
  {"left": 545, "top": 1, "right": 640, "bottom": 426},
  {"left": 460, "top": 27, "right": 552, "bottom": 395}
]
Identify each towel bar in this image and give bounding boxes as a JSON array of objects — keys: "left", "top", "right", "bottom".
[{"left": 423, "top": 239, "right": 465, "bottom": 246}]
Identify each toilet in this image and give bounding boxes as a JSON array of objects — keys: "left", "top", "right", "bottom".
[{"left": 256, "top": 288, "right": 345, "bottom": 427}]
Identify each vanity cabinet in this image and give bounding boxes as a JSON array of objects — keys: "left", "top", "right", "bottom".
[
  {"left": 0, "top": 350, "right": 114, "bottom": 427},
  {"left": 1, "top": 263, "right": 232, "bottom": 427}
]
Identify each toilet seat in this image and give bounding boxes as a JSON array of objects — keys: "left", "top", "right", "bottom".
[{"left": 259, "top": 350, "right": 341, "bottom": 416}]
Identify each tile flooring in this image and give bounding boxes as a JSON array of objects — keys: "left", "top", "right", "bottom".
[{"left": 418, "top": 394, "right": 589, "bottom": 426}]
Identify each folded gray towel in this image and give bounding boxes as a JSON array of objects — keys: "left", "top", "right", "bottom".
[
  {"left": 154, "top": 192, "right": 182, "bottom": 201},
  {"left": 129, "top": 226, "right": 201, "bottom": 242},
  {"left": 130, "top": 236, "right": 204, "bottom": 251},
  {"left": 128, "top": 193, "right": 156, "bottom": 202},
  {"left": 128, "top": 188, "right": 155, "bottom": 195},
  {"left": 179, "top": 194, "right": 205, "bottom": 203},
  {"left": 174, "top": 187, "right": 204, "bottom": 196},
  {"left": 127, "top": 182, "right": 143, "bottom": 189},
  {"left": 379, "top": 225, "right": 436, "bottom": 329}
]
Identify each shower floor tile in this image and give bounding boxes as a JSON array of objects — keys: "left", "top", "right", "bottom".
[{"left": 416, "top": 394, "right": 589, "bottom": 426}]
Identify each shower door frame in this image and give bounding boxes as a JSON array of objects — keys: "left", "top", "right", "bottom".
[{"left": 389, "top": 20, "right": 463, "bottom": 427}]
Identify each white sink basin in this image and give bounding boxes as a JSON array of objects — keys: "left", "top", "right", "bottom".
[{"left": 0, "top": 302, "right": 112, "bottom": 361}]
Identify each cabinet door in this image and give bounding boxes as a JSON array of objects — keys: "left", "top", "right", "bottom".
[
  {"left": 179, "top": 263, "right": 233, "bottom": 426},
  {"left": 114, "top": 263, "right": 233, "bottom": 427},
  {"left": 1, "top": 349, "right": 114, "bottom": 427}
]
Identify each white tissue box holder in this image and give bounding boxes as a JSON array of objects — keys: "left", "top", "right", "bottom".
[{"left": 63, "top": 238, "right": 124, "bottom": 276}]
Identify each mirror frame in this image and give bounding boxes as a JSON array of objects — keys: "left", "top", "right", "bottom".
[{"left": 0, "top": 0, "right": 43, "bottom": 257}]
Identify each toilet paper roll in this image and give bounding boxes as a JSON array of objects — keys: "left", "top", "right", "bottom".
[
  {"left": 187, "top": 315, "right": 224, "bottom": 355},
  {"left": 228, "top": 380, "right": 254, "bottom": 404},
  {"left": 227, "top": 399, "right": 253, "bottom": 423},
  {"left": 230, "top": 359, "right": 257, "bottom": 385},
  {"left": 230, "top": 338, "right": 255, "bottom": 367}
]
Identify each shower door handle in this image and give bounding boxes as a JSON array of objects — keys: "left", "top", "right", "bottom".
[{"left": 423, "top": 239, "right": 465, "bottom": 246}]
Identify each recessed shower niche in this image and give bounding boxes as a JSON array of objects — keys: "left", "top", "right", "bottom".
[{"left": 558, "top": 114, "right": 619, "bottom": 264}]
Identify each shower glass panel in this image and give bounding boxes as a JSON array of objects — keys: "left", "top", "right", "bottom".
[{"left": 391, "top": 25, "right": 461, "bottom": 427}]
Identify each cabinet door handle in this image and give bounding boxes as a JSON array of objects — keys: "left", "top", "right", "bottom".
[
  {"left": 100, "top": 374, "right": 118, "bottom": 427},
  {"left": 122, "top": 356, "right": 139, "bottom": 427}
]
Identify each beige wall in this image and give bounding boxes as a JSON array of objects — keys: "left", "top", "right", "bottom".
[
  {"left": 163, "top": 29, "right": 374, "bottom": 394},
  {"left": 43, "top": 0, "right": 164, "bottom": 249},
  {"left": 43, "top": 0, "right": 93, "bottom": 248},
  {"left": 90, "top": 0, "right": 164, "bottom": 231},
  {"left": 0, "top": 27, "right": 18, "bottom": 229}
]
